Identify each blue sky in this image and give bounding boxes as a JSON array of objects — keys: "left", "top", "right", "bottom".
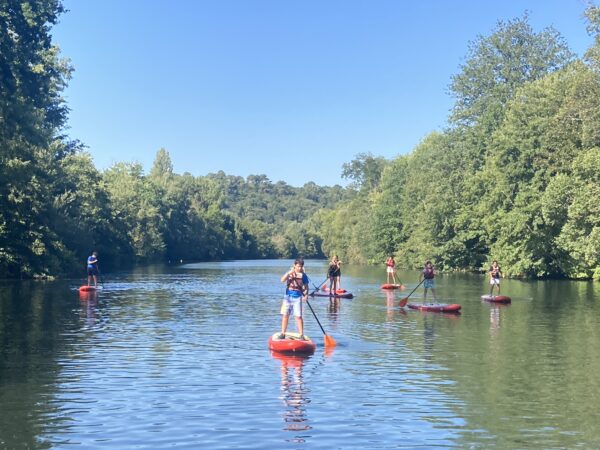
[{"left": 53, "top": 0, "right": 593, "bottom": 187}]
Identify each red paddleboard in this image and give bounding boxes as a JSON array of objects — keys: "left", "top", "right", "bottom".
[
  {"left": 407, "top": 303, "right": 461, "bottom": 313},
  {"left": 380, "top": 283, "right": 404, "bottom": 290},
  {"left": 481, "top": 295, "right": 511, "bottom": 304},
  {"left": 78, "top": 285, "right": 101, "bottom": 292},
  {"left": 321, "top": 287, "right": 348, "bottom": 293},
  {"left": 268, "top": 332, "right": 316, "bottom": 354},
  {"left": 311, "top": 291, "right": 354, "bottom": 299}
]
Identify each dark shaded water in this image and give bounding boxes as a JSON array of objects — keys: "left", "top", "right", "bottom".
[{"left": 1, "top": 260, "right": 599, "bottom": 449}]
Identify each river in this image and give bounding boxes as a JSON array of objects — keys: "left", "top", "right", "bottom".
[{"left": 1, "top": 259, "right": 599, "bottom": 448}]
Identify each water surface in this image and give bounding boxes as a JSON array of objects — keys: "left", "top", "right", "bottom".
[{"left": 1, "top": 260, "right": 599, "bottom": 448}]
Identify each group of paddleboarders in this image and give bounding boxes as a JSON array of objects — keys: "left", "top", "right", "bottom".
[{"left": 387, "top": 258, "right": 503, "bottom": 300}]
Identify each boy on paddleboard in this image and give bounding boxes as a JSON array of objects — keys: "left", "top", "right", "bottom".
[
  {"left": 420, "top": 261, "right": 437, "bottom": 302},
  {"left": 279, "top": 258, "right": 309, "bottom": 340},
  {"left": 488, "top": 260, "right": 502, "bottom": 297},
  {"left": 86, "top": 251, "right": 99, "bottom": 287}
]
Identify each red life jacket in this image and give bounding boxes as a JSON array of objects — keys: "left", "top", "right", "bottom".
[{"left": 287, "top": 272, "right": 306, "bottom": 293}]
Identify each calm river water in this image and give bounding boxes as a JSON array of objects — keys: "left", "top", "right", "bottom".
[{"left": 1, "top": 260, "right": 599, "bottom": 449}]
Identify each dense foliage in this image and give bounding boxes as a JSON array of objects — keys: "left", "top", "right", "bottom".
[
  {"left": 322, "top": 10, "right": 600, "bottom": 280},
  {"left": 1, "top": 2, "right": 599, "bottom": 280}
]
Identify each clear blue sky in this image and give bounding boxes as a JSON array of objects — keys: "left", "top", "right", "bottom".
[{"left": 52, "top": 0, "right": 593, "bottom": 187}]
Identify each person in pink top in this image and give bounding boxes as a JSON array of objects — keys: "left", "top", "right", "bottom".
[{"left": 386, "top": 256, "right": 397, "bottom": 284}]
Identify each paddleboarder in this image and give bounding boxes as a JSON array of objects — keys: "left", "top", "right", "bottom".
[
  {"left": 488, "top": 260, "right": 502, "bottom": 297},
  {"left": 86, "top": 251, "right": 99, "bottom": 287},
  {"left": 386, "top": 256, "right": 397, "bottom": 284},
  {"left": 420, "top": 260, "right": 437, "bottom": 302},
  {"left": 327, "top": 255, "right": 341, "bottom": 294},
  {"left": 279, "top": 258, "right": 309, "bottom": 340}
]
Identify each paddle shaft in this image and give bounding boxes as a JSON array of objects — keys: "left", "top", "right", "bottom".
[
  {"left": 310, "top": 277, "right": 329, "bottom": 296},
  {"left": 400, "top": 278, "right": 425, "bottom": 306},
  {"left": 305, "top": 298, "right": 327, "bottom": 336},
  {"left": 306, "top": 276, "right": 337, "bottom": 347}
]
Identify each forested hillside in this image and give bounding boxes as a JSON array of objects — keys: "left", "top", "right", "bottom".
[
  {"left": 322, "top": 11, "right": 600, "bottom": 280},
  {"left": 1, "top": 2, "right": 599, "bottom": 279}
]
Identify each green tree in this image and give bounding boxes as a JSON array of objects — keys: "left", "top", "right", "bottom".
[
  {"left": 450, "top": 14, "right": 573, "bottom": 129},
  {"left": 341, "top": 152, "right": 388, "bottom": 192},
  {"left": 0, "top": 0, "right": 74, "bottom": 277}
]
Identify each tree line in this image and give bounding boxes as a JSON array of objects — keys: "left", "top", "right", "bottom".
[
  {"left": 322, "top": 8, "right": 600, "bottom": 280},
  {"left": 1, "top": 1, "right": 599, "bottom": 279}
]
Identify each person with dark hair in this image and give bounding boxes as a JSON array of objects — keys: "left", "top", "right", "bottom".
[
  {"left": 327, "top": 255, "right": 342, "bottom": 294},
  {"left": 279, "top": 259, "right": 309, "bottom": 340},
  {"left": 420, "top": 260, "right": 437, "bottom": 302},
  {"left": 86, "top": 251, "right": 99, "bottom": 287},
  {"left": 488, "top": 260, "right": 502, "bottom": 297}
]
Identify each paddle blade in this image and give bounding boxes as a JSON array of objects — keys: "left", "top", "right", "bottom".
[
  {"left": 324, "top": 334, "right": 337, "bottom": 348},
  {"left": 399, "top": 297, "right": 408, "bottom": 307}
]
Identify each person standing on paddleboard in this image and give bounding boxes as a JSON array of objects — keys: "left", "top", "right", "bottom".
[
  {"left": 386, "top": 256, "right": 397, "bottom": 284},
  {"left": 488, "top": 260, "right": 502, "bottom": 297},
  {"left": 279, "top": 258, "right": 309, "bottom": 340},
  {"left": 327, "top": 255, "right": 342, "bottom": 295},
  {"left": 420, "top": 261, "right": 437, "bottom": 302},
  {"left": 86, "top": 251, "right": 99, "bottom": 287},
  {"left": 327, "top": 256, "right": 340, "bottom": 294}
]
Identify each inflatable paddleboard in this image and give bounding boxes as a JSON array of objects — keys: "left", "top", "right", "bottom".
[
  {"left": 311, "top": 291, "right": 354, "bottom": 299},
  {"left": 407, "top": 303, "right": 461, "bottom": 313},
  {"left": 268, "top": 332, "right": 316, "bottom": 354},
  {"left": 78, "top": 285, "right": 102, "bottom": 292},
  {"left": 481, "top": 295, "right": 511, "bottom": 304},
  {"left": 380, "top": 283, "right": 405, "bottom": 290},
  {"left": 321, "top": 287, "right": 348, "bottom": 293}
]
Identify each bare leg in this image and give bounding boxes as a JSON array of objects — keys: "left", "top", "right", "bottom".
[
  {"left": 280, "top": 315, "right": 289, "bottom": 336},
  {"left": 294, "top": 316, "right": 304, "bottom": 336}
]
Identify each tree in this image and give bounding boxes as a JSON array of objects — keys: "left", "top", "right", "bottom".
[
  {"left": 450, "top": 14, "right": 573, "bottom": 130},
  {"left": 341, "top": 152, "right": 388, "bottom": 192},
  {"left": 0, "top": 0, "right": 74, "bottom": 277}
]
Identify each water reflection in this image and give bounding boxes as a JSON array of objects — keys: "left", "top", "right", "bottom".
[
  {"left": 385, "top": 289, "right": 395, "bottom": 320},
  {"left": 327, "top": 297, "right": 340, "bottom": 315},
  {"left": 78, "top": 291, "right": 99, "bottom": 326},
  {"left": 272, "top": 351, "right": 312, "bottom": 443}
]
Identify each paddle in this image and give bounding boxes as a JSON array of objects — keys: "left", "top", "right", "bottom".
[
  {"left": 310, "top": 277, "right": 329, "bottom": 295},
  {"left": 305, "top": 298, "right": 337, "bottom": 347},
  {"left": 306, "top": 278, "right": 337, "bottom": 347},
  {"left": 399, "top": 278, "right": 425, "bottom": 307},
  {"left": 96, "top": 265, "right": 105, "bottom": 287}
]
